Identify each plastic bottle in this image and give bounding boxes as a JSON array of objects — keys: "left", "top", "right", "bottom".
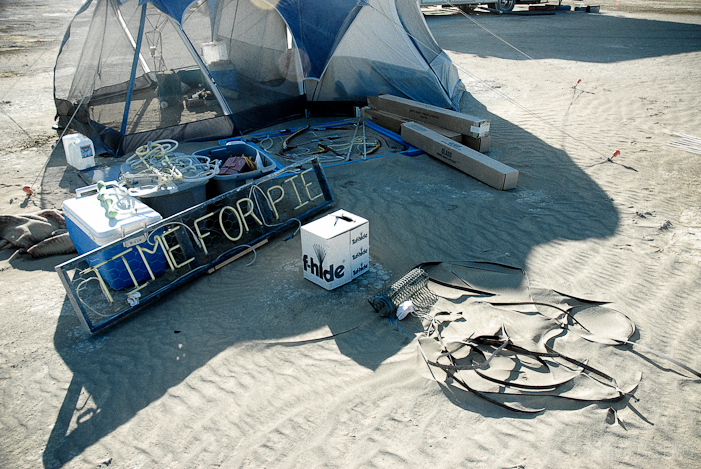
[{"left": 62, "top": 133, "right": 96, "bottom": 170}]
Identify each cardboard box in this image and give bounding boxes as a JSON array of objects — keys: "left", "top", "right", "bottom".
[
  {"left": 462, "top": 134, "right": 492, "bottom": 153},
  {"left": 301, "top": 210, "right": 369, "bottom": 290},
  {"left": 362, "top": 107, "right": 461, "bottom": 142},
  {"left": 401, "top": 122, "right": 518, "bottom": 191},
  {"left": 368, "top": 94, "right": 490, "bottom": 138},
  {"left": 363, "top": 106, "right": 491, "bottom": 153}
]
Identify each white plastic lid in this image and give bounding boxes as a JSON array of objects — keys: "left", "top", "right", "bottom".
[{"left": 63, "top": 186, "right": 162, "bottom": 245}]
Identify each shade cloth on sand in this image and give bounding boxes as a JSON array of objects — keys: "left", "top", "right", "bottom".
[{"left": 371, "top": 261, "right": 699, "bottom": 413}]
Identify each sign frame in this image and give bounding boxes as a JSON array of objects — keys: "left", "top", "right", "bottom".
[{"left": 56, "top": 156, "right": 334, "bottom": 334}]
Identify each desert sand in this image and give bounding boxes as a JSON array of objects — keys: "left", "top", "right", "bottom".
[{"left": 1, "top": 1, "right": 700, "bottom": 468}]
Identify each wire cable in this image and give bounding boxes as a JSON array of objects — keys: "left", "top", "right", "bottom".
[{"left": 368, "top": 2, "right": 611, "bottom": 161}]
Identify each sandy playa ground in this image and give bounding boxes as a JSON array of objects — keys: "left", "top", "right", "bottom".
[{"left": 1, "top": 1, "right": 701, "bottom": 467}]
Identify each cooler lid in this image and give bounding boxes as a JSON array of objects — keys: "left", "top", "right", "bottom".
[{"left": 62, "top": 184, "right": 162, "bottom": 245}]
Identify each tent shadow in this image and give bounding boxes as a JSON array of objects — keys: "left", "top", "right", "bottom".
[
  {"left": 43, "top": 247, "right": 408, "bottom": 467},
  {"left": 44, "top": 91, "right": 619, "bottom": 465},
  {"left": 426, "top": 10, "right": 701, "bottom": 63},
  {"left": 38, "top": 140, "right": 95, "bottom": 211}
]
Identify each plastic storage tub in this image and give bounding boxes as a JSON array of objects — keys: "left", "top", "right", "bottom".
[
  {"left": 194, "top": 141, "right": 280, "bottom": 197},
  {"left": 119, "top": 161, "right": 207, "bottom": 218},
  {"left": 63, "top": 183, "right": 167, "bottom": 290},
  {"left": 132, "top": 181, "right": 206, "bottom": 218},
  {"left": 118, "top": 151, "right": 214, "bottom": 218}
]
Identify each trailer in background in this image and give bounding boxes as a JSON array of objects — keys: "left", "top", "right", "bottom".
[{"left": 418, "top": 0, "right": 546, "bottom": 14}]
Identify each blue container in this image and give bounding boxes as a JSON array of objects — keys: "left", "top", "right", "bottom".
[
  {"left": 63, "top": 184, "right": 167, "bottom": 290},
  {"left": 194, "top": 141, "right": 281, "bottom": 197}
]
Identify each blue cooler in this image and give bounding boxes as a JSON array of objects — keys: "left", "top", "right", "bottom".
[{"left": 63, "top": 183, "right": 168, "bottom": 290}]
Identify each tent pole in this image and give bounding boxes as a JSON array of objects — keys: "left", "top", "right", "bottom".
[
  {"left": 115, "top": 6, "right": 151, "bottom": 74},
  {"left": 168, "top": 17, "right": 235, "bottom": 120},
  {"left": 120, "top": 3, "right": 147, "bottom": 135}
]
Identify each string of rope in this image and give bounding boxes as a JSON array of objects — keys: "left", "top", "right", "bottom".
[
  {"left": 666, "top": 133, "right": 701, "bottom": 155},
  {"left": 120, "top": 139, "right": 220, "bottom": 196},
  {"left": 25, "top": 0, "right": 114, "bottom": 191},
  {"left": 453, "top": 3, "right": 539, "bottom": 61},
  {"left": 0, "top": 12, "right": 69, "bottom": 140},
  {"left": 2, "top": 4, "right": 97, "bottom": 191},
  {"left": 367, "top": 1, "right": 610, "bottom": 161},
  {"left": 447, "top": 4, "right": 610, "bottom": 159},
  {"left": 448, "top": 1, "right": 579, "bottom": 85}
]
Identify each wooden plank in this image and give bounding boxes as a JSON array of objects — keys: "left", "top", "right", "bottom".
[{"left": 207, "top": 239, "right": 269, "bottom": 274}]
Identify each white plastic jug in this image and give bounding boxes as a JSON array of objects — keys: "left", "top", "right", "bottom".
[{"left": 62, "top": 133, "right": 96, "bottom": 170}]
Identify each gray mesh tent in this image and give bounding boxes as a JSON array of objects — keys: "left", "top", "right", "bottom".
[{"left": 54, "top": 0, "right": 465, "bottom": 155}]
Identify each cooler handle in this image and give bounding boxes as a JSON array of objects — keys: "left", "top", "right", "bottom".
[{"left": 120, "top": 219, "right": 150, "bottom": 238}]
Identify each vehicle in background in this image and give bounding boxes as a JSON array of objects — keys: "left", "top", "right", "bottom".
[{"left": 418, "top": 0, "right": 545, "bottom": 14}]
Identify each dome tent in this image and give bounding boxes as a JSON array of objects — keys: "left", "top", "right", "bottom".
[{"left": 54, "top": 0, "right": 465, "bottom": 155}]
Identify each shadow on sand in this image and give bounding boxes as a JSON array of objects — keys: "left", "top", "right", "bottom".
[
  {"left": 42, "top": 103, "right": 620, "bottom": 466},
  {"left": 426, "top": 9, "right": 701, "bottom": 63},
  {"left": 43, "top": 10, "right": 687, "bottom": 468}
]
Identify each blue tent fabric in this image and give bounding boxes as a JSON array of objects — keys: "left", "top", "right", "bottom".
[
  {"left": 276, "top": 0, "right": 363, "bottom": 78},
  {"left": 149, "top": 0, "right": 364, "bottom": 79},
  {"left": 142, "top": 0, "right": 192, "bottom": 22},
  {"left": 55, "top": 0, "right": 465, "bottom": 155}
]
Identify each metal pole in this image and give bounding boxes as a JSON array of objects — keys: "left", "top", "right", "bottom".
[
  {"left": 168, "top": 17, "right": 235, "bottom": 120},
  {"left": 120, "top": 4, "right": 147, "bottom": 134}
]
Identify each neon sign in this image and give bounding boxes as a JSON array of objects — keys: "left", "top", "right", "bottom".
[{"left": 56, "top": 156, "right": 334, "bottom": 334}]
